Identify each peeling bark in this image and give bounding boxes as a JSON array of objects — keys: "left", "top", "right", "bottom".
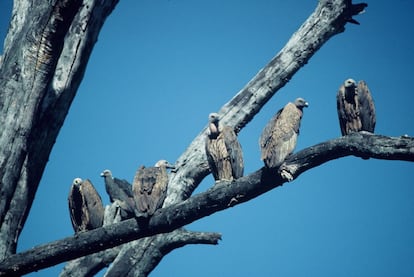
[
  {"left": 0, "top": 0, "right": 119, "bottom": 258},
  {"left": 0, "top": 133, "right": 412, "bottom": 276}
]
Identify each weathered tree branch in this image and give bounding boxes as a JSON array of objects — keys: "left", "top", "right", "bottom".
[
  {"left": 1, "top": 133, "right": 412, "bottom": 276},
  {"left": 59, "top": 206, "right": 221, "bottom": 277},
  {"left": 59, "top": 202, "right": 124, "bottom": 277},
  {"left": 59, "top": 229, "right": 220, "bottom": 277},
  {"left": 0, "top": 0, "right": 119, "bottom": 258},
  {"left": 104, "top": 229, "right": 221, "bottom": 277}
]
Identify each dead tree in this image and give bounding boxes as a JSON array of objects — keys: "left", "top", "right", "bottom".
[{"left": 0, "top": 0, "right": 411, "bottom": 276}]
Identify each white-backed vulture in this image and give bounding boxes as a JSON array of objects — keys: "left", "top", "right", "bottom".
[
  {"left": 68, "top": 178, "right": 104, "bottom": 232},
  {"left": 100, "top": 169, "right": 135, "bottom": 217},
  {"left": 337, "top": 78, "right": 376, "bottom": 135},
  {"left": 132, "top": 160, "right": 175, "bottom": 216},
  {"left": 205, "top": 113, "right": 244, "bottom": 182},
  {"left": 260, "top": 98, "right": 308, "bottom": 169}
]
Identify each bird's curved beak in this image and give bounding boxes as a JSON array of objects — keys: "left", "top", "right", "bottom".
[
  {"left": 304, "top": 102, "right": 309, "bottom": 107},
  {"left": 100, "top": 172, "right": 104, "bottom": 177}
]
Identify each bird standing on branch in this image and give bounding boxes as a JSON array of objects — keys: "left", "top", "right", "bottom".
[
  {"left": 336, "top": 78, "right": 376, "bottom": 135},
  {"left": 260, "top": 98, "right": 308, "bottom": 180},
  {"left": 100, "top": 169, "right": 135, "bottom": 218},
  {"left": 68, "top": 178, "right": 104, "bottom": 232},
  {"left": 132, "top": 160, "right": 175, "bottom": 217},
  {"left": 205, "top": 112, "right": 244, "bottom": 182}
]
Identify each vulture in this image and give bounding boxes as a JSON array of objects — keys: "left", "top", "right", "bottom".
[
  {"left": 132, "top": 160, "right": 175, "bottom": 216},
  {"left": 336, "top": 78, "right": 376, "bottom": 135},
  {"left": 260, "top": 98, "right": 308, "bottom": 169},
  {"left": 205, "top": 113, "right": 244, "bottom": 181},
  {"left": 68, "top": 178, "right": 104, "bottom": 232},
  {"left": 100, "top": 169, "right": 135, "bottom": 217}
]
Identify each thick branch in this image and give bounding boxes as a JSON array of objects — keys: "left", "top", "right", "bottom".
[
  {"left": 58, "top": 229, "right": 220, "bottom": 277},
  {"left": 59, "top": 202, "right": 123, "bottom": 277},
  {"left": 282, "top": 132, "right": 414, "bottom": 178},
  {"left": 104, "top": 229, "right": 221, "bottom": 277},
  {"left": 2, "top": 133, "right": 412, "bottom": 276},
  {"left": 59, "top": 206, "right": 221, "bottom": 277}
]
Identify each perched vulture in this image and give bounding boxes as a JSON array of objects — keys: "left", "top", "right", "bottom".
[
  {"left": 100, "top": 169, "right": 135, "bottom": 217},
  {"left": 260, "top": 98, "right": 309, "bottom": 169},
  {"left": 336, "top": 78, "right": 376, "bottom": 135},
  {"left": 132, "top": 160, "right": 175, "bottom": 216},
  {"left": 68, "top": 178, "right": 104, "bottom": 232},
  {"left": 205, "top": 113, "right": 244, "bottom": 181}
]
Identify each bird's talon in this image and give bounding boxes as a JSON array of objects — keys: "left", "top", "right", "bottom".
[
  {"left": 228, "top": 197, "right": 238, "bottom": 207},
  {"left": 280, "top": 169, "right": 293, "bottom": 182}
]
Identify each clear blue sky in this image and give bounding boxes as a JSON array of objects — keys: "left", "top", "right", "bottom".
[{"left": 1, "top": 1, "right": 414, "bottom": 276}]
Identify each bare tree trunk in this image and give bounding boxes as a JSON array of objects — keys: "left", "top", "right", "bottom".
[{"left": 0, "top": 0, "right": 119, "bottom": 258}]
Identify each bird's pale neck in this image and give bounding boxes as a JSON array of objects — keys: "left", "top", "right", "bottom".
[{"left": 209, "top": 122, "right": 219, "bottom": 138}]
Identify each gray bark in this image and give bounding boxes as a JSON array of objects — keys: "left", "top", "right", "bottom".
[
  {"left": 104, "top": 229, "right": 221, "bottom": 277},
  {"left": 59, "top": 204, "right": 124, "bottom": 277},
  {"left": 59, "top": 205, "right": 221, "bottom": 277},
  {"left": 0, "top": 0, "right": 119, "bottom": 259}
]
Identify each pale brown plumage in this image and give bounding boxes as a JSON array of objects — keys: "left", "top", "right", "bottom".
[
  {"left": 205, "top": 113, "right": 244, "bottom": 181},
  {"left": 337, "top": 78, "right": 376, "bottom": 135},
  {"left": 68, "top": 178, "right": 104, "bottom": 232},
  {"left": 132, "top": 160, "right": 174, "bottom": 216},
  {"left": 260, "top": 98, "right": 308, "bottom": 169}
]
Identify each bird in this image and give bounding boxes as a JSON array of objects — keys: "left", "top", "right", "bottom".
[
  {"left": 132, "top": 160, "right": 175, "bottom": 216},
  {"left": 205, "top": 113, "right": 244, "bottom": 182},
  {"left": 336, "top": 78, "right": 376, "bottom": 135},
  {"left": 259, "top": 98, "right": 309, "bottom": 169},
  {"left": 100, "top": 169, "right": 135, "bottom": 218},
  {"left": 68, "top": 178, "right": 104, "bottom": 232}
]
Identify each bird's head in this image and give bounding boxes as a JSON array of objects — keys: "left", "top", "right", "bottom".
[
  {"left": 72, "top": 178, "right": 82, "bottom": 186},
  {"left": 154, "top": 160, "right": 175, "bottom": 169},
  {"left": 100, "top": 169, "right": 112, "bottom": 178},
  {"left": 294, "top": 97, "right": 309, "bottom": 109},
  {"left": 344, "top": 78, "right": 358, "bottom": 97},
  {"left": 344, "top": 78, "right": 357, "bottom": 89},
  {"left": 208, "top": 113, "right": 220, "bottom": 137},
  {"left": 208, "top": 113, "right": 220, "bottom": 124}
]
